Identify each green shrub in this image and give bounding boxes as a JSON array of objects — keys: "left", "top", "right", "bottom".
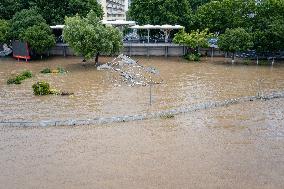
[
  {"left": 21, "top": 70, "right": 33, "bottom": 78},
  {"left": 7, "top": 77, "right": 22, "bottom": 85},
  {"left": 40, "top": 68, "right": 51, "bottom": 74},
  {"left": 49, "top": 88, "right": 61, "bottom": 95},
  {"left": 40, "top": 67, "right": 66, "bottom": 74},
  {"left": 184, "top": 53, "right": 201, "bottom": 61},
  {"left": 258, "top": 60, "right": 271, "bottom": 66},
  {"left": 57, "top": 67, "right": 66, "bottom": 74},
  {"left": 7, "top": 70, "right": 32, "bottom": 85},
  {"left": 32, "top": 81, "right": 50, "bottom": 95}
]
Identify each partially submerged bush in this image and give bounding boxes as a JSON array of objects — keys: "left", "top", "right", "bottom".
[
  {"left": 21, "top": 70, "right": 32, "bottom": 78},
  {"left": 40, "top": 67, "right": 67, "bottom": 74},
  {"left": 184, "top": 53, "right": 201, "bottom": 61},
  {"left": 49, "top": 88, "right": 61, "bottom": 95},
  {"left": 32, "top": 81, "right": 74, "bottom": 96},
  {"left": 32, "top": 81, "right": 50, "bottom": 95},
  {"left": 40, "top": 68, "right": 51, "bottom": 74},
  {"left": 57, "top": 67, "right": 66, "bottom": 74},
  {"left": 7, "top": 70, "right": 33, "bottom": 85}
]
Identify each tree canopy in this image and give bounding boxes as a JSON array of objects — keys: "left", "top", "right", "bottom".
[
  {"left": 195, "top": 0, "right": 256, "bottom": 33},
  {"left": 0, "top": 19, "right": 10, "bottom": 44},
  {"left": 9, "top": 9, "right": 55, "bottom": 56},
  {"left": 63, "top": 11, "right": 123, "bottom": 63},
  {"left": 22, "top": 23, "right": 55, "bottom": 55},
  {"left": 128, "top": 0, "right": 193, "bottom": 30},
  {"left": 9, "top": 8, "right": 46, "bottom": 40},
  {"left": 0, "top": 0, "right": 103, "bottom": 25},
  {"left": 218, "top": 28, "right": 253, "bottom": 62},
  {"left": 173, "top": 28, "right": 212, "bottom": 49}
]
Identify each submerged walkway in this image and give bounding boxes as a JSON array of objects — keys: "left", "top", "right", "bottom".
[{"left": 1, "top": 91, "right": 284, "bottom": 127}]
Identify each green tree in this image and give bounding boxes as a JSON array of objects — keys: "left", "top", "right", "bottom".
[
  {"left": 0, "top": 19, "right": 10, "bottom": 44},
  {"left": 173, "top": 28, "right": 213, "bottom": 61},
  {"left": 68, "top": 0, "right": 103, "bottom": 19},
  {"left": 30, "top": 0, "right": 103, "bottom": 25},
  {"left": 195, "top": 0, "right": 256, "bottom": 33},
  {"left": 63, "top": 11, "right": 123, "bottom": 63},
  {"left": 218, "top": 28, "right": 253, "bottom": 63},
  {"left": 128, "top": 0, "right": 193, "bottom": 30},
  {"left": 188, "top": 0, "right": 212, "bottom": 10},
  {"left": 173, "top": 28, "right": 213, "bottom": 52},
  {"left": 0, "top": 0, "right": 22, "bottom": 20},
  {"left": 9, "top": 9, "right": 46, "bottom": 40},
  {"left": 21, "top": 24, "right": 55, "bottom": 57},
  {"left": 9, "top": 9, "right": 55, "bottom": 56},
  {"left": 252, "top": 0, "right": 284, "bottom": 57},
  {"left": 0, "top": 0, "right": 103, "bottom": 25}
]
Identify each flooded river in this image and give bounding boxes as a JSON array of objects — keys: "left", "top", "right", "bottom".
[{"left": 0, "top": 56, "right": 284, "bottom": 188}]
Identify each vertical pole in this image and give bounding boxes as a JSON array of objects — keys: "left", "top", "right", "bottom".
[
  {"left": 149, "top": 83, "right": 152, "bottom": 106},
  {"left": 211, "top": 47, "right": 214, "bottom": 59},
  {"left": 147, "top": 29, "right": 150, "bottom": 44},
  {"left": 165, "top": 46, "right": 167, "bottom": 58}
]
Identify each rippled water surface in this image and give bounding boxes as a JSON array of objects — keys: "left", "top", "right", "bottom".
[
  {"left": 1, "top": 56, "right": 284, "bottom": 121},
  {"left": 0, "top": 56, "right": 284, "bottom": 188}
]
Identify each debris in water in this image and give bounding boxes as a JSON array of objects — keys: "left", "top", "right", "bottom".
[{"left": 97, "top": 54, "right": 163, "bottom": 86}]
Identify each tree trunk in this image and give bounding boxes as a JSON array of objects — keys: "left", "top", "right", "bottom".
[{"left": 95, "top": 52, "right": 100, "bottom": 65}]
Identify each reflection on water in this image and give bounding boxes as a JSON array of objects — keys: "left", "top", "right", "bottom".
[{"left": 1, "top": 56, "right": 284, "bottom": 122}]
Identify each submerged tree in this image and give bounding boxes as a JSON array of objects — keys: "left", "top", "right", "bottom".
[
  {"left": 63, "top": 11, "right": 123, "bottom": 63},
  {"left": 218, "top": 28, "right": 253, "bottom": 63}
]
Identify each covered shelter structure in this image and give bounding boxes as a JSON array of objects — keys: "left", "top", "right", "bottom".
[
  {"left": 102, "top": 20, "right": 136, "bottom": 26},
  {"left": 102, "top": 20, "right": 136, "bottom": 32},
  {"left": 130, "top": 24, "right": 184, "bottom": 43}
]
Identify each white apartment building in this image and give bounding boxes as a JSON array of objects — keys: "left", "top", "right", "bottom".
[{"left": 98, "top": 0, "right": 129, "bottom": 21}]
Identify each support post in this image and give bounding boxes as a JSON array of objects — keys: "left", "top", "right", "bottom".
[
  {"left": 147, "top": 29, "right": 150, "bottom": 44},
  {"left": 149, "top": 83, "right": 152, "bottom": 106}
]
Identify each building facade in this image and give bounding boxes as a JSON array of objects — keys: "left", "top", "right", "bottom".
[{"left": 98, "top": 0, "right": 129, "bottom": 21}]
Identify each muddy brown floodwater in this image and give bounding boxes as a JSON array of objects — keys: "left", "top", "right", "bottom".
[{"left": 0, "top": 56, "right": 284, "bottom": 188}]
